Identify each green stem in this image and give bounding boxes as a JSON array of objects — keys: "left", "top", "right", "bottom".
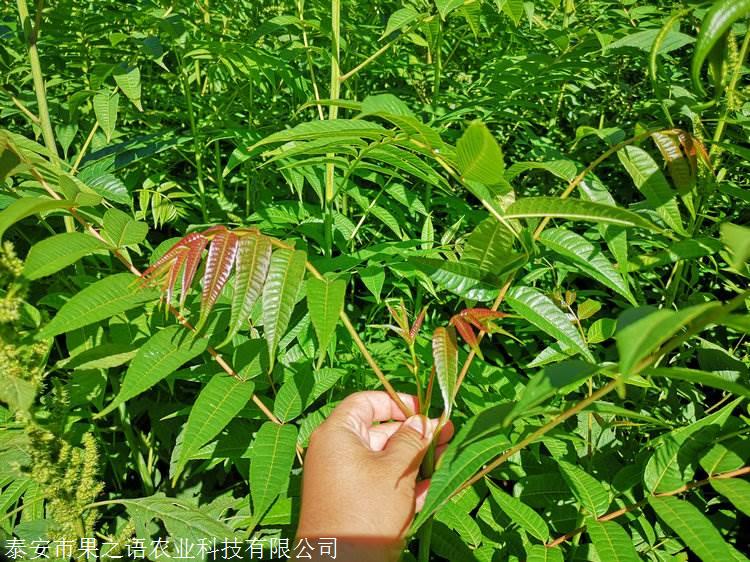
[
  {"left": 16, "top": 0, "right": 58, "bottom": 161},
  {"left": 323, "top": 0, "right": 342, "bottom": 258},
  {"left": 179, "top": 54, "right": 207, "bottom": 222},
  {"left": 432, "top": 18, "right": 442, "bottom": 110}
]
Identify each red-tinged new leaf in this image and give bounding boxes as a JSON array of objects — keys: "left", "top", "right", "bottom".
[
  {"left": 197, "top": 228, "right": 239, "bottom": 330},
  {"left": 140, "top": 238, "right": 189, "bottom": 283},
  {"left": 165, "top": 251, "right": 187, "bottom": 305},
  {"left": 652, "top": 132, "right": 693, "bottom": 194},
  {"left": 452, "top": 315, "right": 481, "bottom": 358},
  {"left": 433, "top": 326, "right": 459, "bottom": 417},
  {"left": 180, "top": 234, "right": 210, "bottom": 308},
  {"left": 409, "top": 306, "right": 427, "bottom": 342},
  {"left": 677, "top": 130, "right": 711, "bottom": 171},
  {"left": 222, "top": 234, "right": 272, "bottom": 346}
]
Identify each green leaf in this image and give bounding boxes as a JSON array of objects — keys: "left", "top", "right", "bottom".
[
  {"left": 436, "top": 0, "right": 464, "bottom": 19},
  {"left": 649, "top": 495, "right": 744, "bottom": 562},
  {"left": 692, "top": 0, "right": 750, "bottom": 96},
  {"left": 113, "top": 64, "right": 143, "bottom": 111},
  {"left": 250, "top": 422, "right": 298, "bottom": 521},
  {"left": 505, "top": 159, "right": 577, "bottom": 182},
  {"left": 711, "top": 478, "right": 750, "bottom": 517},
  {"left": 587, "top": 520, "right": 641, "bottom": 562},
  {"left": 643, "top": 398, "right": 739, "bottom": 493},
  {"left": 618, "top": 146, "right": 685, "bottom": 234},
  {"left": 413, "top": 403, "right": 513, "bottom": 531},
  {"left": 433, "top": 326, "right": 459, "bottom": 417},
  {"left": 411, "top": 257, "right": 499, "bottom": 302},
  {"left": 616, "top": 302, "right": 722, "bottom": 376},
  {"left": 0, "top": 197, "right": 76, "bottom": 241},
  {"left": 82, "top": 172, "right": 130, "bottom": 204},
  {"left": 274, "top": 367, "right": 343, "bottom": 423},
  {"left": 172, "top": 375, "right": 255, "bottom": 481},
  {"left": 102, "top": 208, "right": 148, "bottom": 247},
  {"left": 306, "top": 276, "right": 346, "bottom": 366},
  {"left": 507, "top": 360, "right": 598, "bottom": 424},
  {"left": 382, "top": 7, "right": 420, "bottom": 38},
  {"left": 23, "top": 232, "right": 108, "bottom": 280},
  {"left": 557, "top": 459, "right": 610, "bottom": 517},
  {"left": 506, "top": 286, "right": 593, "bottom": 361},
  {"left": 117, "top": 495, "right": 233, "bottom": 542},
  {"left": 456, "top": 121, "right": 504, "bottom": 185},
  {"left": 609, "top": 28, "right": 694, "bottom": 53},
  {"left": 38, "top": 273, "right": 159, "bottom": 339},
  {"left": 434, "top": 502, "right": 482, "bottom": 548},
  {"left": 223, "top": 235, "right": 272, "bottom": 346},
  {"left": 499, "top": 0, "right": 525, "bottom": 25},
  {"left": 487, "top": 482, "right": 549, "bottom": 541},
  {"left": 461, "top": 217, "right": 515, "bottom": 275},
  {"left": 720, "top": 222, "right": 750, "bottom": 269},
  {"left": 504, "top": 197, "right": 659, "bottom": 230},
  {"left": 645, "top": 367, "right": 750, "bottom": 399},
  {"left": 0, "top": 374, "right": 35, "bottom": 412},
  {"left": 360, "top": 265, "right": 385, "bottom": 301},
  {"left": 95, "top": 325, "right": 208, "bottom": 418},
  {"left": 250, "top": 120, "right": 389, "bottom": 152},
  {"left": 93, "top": 91, "right": 119, "bottom": 142},
  {"left": 262, "top": 249, "right": 307, "bottom": 371},
  {"left": 526, "top": 544, "right": 564, "bottom": 562},
  {"left": 539, "top": 228, "right": 635, "bottom": 304}
]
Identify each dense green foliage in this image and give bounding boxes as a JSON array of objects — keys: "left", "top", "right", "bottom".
[{"left": 1, "top": 0, "right": 749, "bottom": 560}]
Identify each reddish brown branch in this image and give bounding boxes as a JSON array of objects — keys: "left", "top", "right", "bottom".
[{"left": 546, "top": 465, "right": 750, "bottom": 548}]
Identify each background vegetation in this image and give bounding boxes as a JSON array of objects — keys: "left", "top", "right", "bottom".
[{"left": 1, "top": 0, "right": 749, "bottom": 560}]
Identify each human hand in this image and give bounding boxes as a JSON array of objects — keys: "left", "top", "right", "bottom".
[{"left": 295, "top": 391, "right": 453, "bottom": 561}]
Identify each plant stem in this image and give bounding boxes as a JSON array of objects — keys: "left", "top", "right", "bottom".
[
  {"left": 324, "top": 0, "right": 342, "bottom": 258},
  {"left": 547, "top": 465, "right": 750, "bottom": 547},
  {"left": 70, "top": 122, "right": 99, "bottom": 175},
  {"left": 16, "top": 0, "right": 58, "bottom": 161},
  {"left": 179, "top": 54, "right": 207, "bottom": 222},
  {"left": 339, "top": 35, "right": 401, "bottom": 83},
  {"left": 297, "top": 0, "right": 325, "bottom": 120},
  {"left": 457, "top": 379, "right": 620, "bottom": 496}
]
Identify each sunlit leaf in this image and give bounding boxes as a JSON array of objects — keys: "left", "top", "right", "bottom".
[
  {"left": 95, "top": 325, "right": 208, "bottom": 418},
  {"left": 38, "top": 273, "right": 159, "bottom": 339},
  {"left": 23, "top": 232, "right": 108, "bottom": 280},
  {"left": 172, "top": 375, "right": 255, "bottom": 481},
  {"left": 506, "top": 286, "right": 593, "bottom": 361},
  {"left": 587, "top": 521, "right": 640, "bottom": 562},
  {"left": 558, "top": 459, "right": 610, "bottom": 517},
  {"left": 456, "top": 121, "right": 505, "bottom": 185},
  {"left": 504, "top": 197, "right": 659, "bottom": 230},
  {"left": 223, "top": 234, "right": 272, "bottom": 345},
  {"left": 307, "top": 276, "right": 346, "bottom": 366},
  {"left": 93, "top": 91, "right": 119, "bottom": 142},
  {"left": 250, "top": 422, "right": 298, "bottom": 522},
  {"left": 262, "top": 249, "right": 307, "bottom": 371},
  {"left": 649, "top": 495, "right": 743, "bottom": 561}
]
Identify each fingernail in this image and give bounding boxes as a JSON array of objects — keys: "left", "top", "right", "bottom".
[{"left": 405, "top": 415, "right": 427, "bottom": 437}]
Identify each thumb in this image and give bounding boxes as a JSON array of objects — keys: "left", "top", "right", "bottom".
[{"left": 384, "top": 415, "right": 435, "bottom": 474}]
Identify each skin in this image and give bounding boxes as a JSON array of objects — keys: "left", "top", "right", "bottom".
[{"left": 295, "top": 391, "right": 454, "bottom": 562}]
